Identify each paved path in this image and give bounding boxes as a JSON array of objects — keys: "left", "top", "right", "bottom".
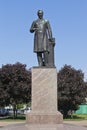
[
  {"left": 0, "top": 123, "right": 87, "bottom": 130},
  {"left": 64, "top": 120, "right": 87, "bottom": 127},
  {"left": 0, "top": 120, "right": 87, "bottom": 127},
  {"left": 0, "top": 121, "right": 25, "bottom": 127}
]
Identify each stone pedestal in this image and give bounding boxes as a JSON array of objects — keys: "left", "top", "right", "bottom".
[{"left": 26, "top": 67, "right": 63, "bottom": 124}]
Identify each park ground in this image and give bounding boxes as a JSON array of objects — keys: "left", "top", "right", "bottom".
[
  {"left": 0, "top": 114, "right": 87, "bottom": 128},
  {"left": 0, "top": 120, "right": 87, "bottom": 128}
]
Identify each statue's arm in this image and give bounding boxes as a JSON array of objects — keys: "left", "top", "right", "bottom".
[
  {"left": 46, "top": 20, "right": 52, "bottom": 39},
  {"left": 30, "top": 21, "right": 36, "bottom": 33}
]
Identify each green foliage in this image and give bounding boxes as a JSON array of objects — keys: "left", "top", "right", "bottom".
[
  {"left": 58, "top": 65, "right": 86, "bottom": 117},
  {"left": 26, "top": 102, "right": 31, "bottom": 107},
  {"left": 17, "top": 104, "right": 24, "bottom": 109}
]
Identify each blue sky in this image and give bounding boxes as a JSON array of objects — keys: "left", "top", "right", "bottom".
[{"left": 0, "top": 0, "right": 87, "bottom": 79}]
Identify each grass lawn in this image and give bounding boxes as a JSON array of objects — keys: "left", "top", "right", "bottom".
[
  {"left": 64, "top": 114, "right": 87, "bottom": 121},
  {"left": 0, "top": 115, "right": 26, "bottom": 122},
  {"left": 0, "top": 114, "right": 87, "bottom": 122}
]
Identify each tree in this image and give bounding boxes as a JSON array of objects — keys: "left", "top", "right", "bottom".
[
  {"left": 0, "top": 62, "right": 31, "bottom": 118},
  {"left": 57, "top": 65, "right": 85, "bottom": 117},
  {"left": 0, "top": 80, "right": 6, "bottom": 107},
  {"left": 83, "top": 82, "right": 87, "bottom": 103},
  {"left": 0, "top": 71, "right": 10, "bottom": 107}
]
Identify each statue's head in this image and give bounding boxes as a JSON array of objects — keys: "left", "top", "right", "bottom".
[{"left": 37, "top": 10, "right": 43, "bottom": 19}]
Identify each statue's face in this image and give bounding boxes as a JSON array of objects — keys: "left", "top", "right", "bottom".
[{"left": 38, "top": 11, "right": 43, "bottom": 19}]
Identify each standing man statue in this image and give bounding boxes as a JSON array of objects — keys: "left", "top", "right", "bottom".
[{"left": 30, "top": 10, "right": 55, "bottom": 67}]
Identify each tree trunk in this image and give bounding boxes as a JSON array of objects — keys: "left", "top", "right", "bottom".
[{"left": 13, "top": 103, "right": 17, "bottom": 118}]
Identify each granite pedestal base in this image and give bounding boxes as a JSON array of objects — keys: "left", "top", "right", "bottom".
[
  {"left": 26, "top": 111, "right": 62, "bottom": 124},
  {"left": 26, "top": 68, "right": 63, "bottom": 124}
]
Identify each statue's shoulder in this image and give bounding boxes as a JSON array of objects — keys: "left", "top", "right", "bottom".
[
  {"left": 33, "top": 19, "right": 41, "bottom": 24},
  {"left": 42, "top": 19, "right": 49, "bottom": 25},
  {"left": 35, "top": 19, "right": 39, "bottom": 22},
  {"left": 33, "top": 19, "right": 37, "bottom": 23},
  {"left": 44, "top": 19, "right": 50, "bottom": 25},
  {"left": 44, "top": 19, "right": 48, "bottom": 23}
]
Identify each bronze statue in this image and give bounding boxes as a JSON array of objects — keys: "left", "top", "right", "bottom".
[{"left": 30, "top": 10, "right": 55, "bottom": 67}]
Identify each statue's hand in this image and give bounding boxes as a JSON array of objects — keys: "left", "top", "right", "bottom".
[
  {"left": 49, "top": 38, "right": 55, "bottom": 42},
  {"left": 30, "top": 28, "right": 38, "bottom": 33},
  {"left": 49, "top": 38, "right": 55, "bottom": 46},
  {"left": 49, "top": 38, "right": 52, "bottom": 42},
  {"left": 30, "top": 29, "right": 35, "bottom": 33}
]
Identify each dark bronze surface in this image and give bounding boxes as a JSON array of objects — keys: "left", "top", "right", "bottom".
[{"left": 30, "top": 10, "right": 55, "bottom": 67}]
